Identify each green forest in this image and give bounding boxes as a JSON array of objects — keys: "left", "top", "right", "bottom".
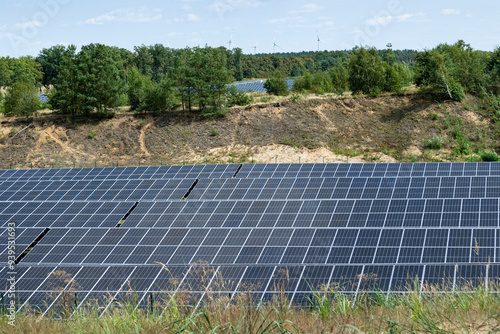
[{"left": 0, "top": 40, "right": 499, "bottom": 118}]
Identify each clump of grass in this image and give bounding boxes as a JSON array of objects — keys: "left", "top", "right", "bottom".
[
  {"left": 425, "top": 134, "right": 444, "bottom": 149},
  {"left": 428, "top": 110, "right": 439, "bottom": 120},
  {"left": 88, "top": 130, "right": 96, "bottom": 139},
  {"left": 289, "top": 93, "right": 302, "bottom": 102},
  {"left": 210, "top": 128, "right": 219, "bottom": 137}
]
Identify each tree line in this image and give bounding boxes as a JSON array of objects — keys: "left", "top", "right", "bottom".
[{"left": 0, "top": 40, "right": 498, "bottom": 118}]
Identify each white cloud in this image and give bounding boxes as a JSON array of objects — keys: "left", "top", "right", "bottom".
[
  {"left": 365, "top": 13, "right": 424, "bottom": 25},
  {"left": 182, "top": 4, "right": 192, "bottom": 10},
  {"left": 209, "top": 0, "right": 263, "bottom": 18},
  {"left": 12, "top": 20, "right": 42, "bottom": 30},
  {"left": 267, "top": 16, "right": 305, "bottom": 25},
  {"left": 187, "top": 14, "right": 201, "bottom": 22},
  {"left": 288, "top": 3, "right": 323, "bottom": 15},
  {"left": 82, "top": 8, "right": 162, "bottom": 25},
  {"left": 442, "top": 9, "right": 461, "bottom": 15}
]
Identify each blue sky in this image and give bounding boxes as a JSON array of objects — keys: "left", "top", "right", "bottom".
[{"left": 0, "top": 0, "right": 498, "bottom": 57}]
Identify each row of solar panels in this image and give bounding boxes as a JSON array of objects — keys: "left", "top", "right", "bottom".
[
  {"left": 2, "top": 263, "right": 493, "bottom": 315},
  {"left": 232, "top": 79, "right": 295, "bottom": 93},
  {"left": 2, "top": 162, "right": 499, "bottom": 182},
  {"left": 2, "top": 198, "right": 500, "bottom": 229},
  {"left": 3, "top": 177, "right": 500, "bottom": 202},
  {"left": 0, "top": 179, "right": 196, "bottom": 202},
  {"left": 8, "top": 227, "right": 500, "bottom": 266}
]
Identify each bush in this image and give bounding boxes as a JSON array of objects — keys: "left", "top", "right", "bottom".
[
  {"left": 264, "top": 70, "right": 289, "bottom": 96},
  {"left": 292, "top": 70, "right": 313, "bottom": 92},
  {"left": 144, "top": 76, "right": 178, "bottom": 112},
  {"left": 3, "top": 81, "right": 39, "bottom": 117},
  {"left": 289, "top": 93, "right": 302, "bottom": 102},
  {"left": 329, "top": 63, "right": 349, "bottom": 94},
  {"left": 425, "top": 134, "right": 444, "bottom": 149},
  {"left": 88, "top": 130, "right": 96, "bottom": 139},
  {"left": 385, "top": 63, "right": 412, "bottom": 93},
  {"left": 348, "top": 46, "right": 386, "bottom": 95},
  {"left": 452, "top": 127, "right": 471, "bottom": 154},
  {"left": 446, "top": 79, "right": 465, "bottom": 102},
  {"left": 226, "top": 86, "right": 253, "bottom": 107},
  {"left": 118, "top": 93, "right": 129, "bottom": 107},
  {"left": 480, "top": 150, "right": 499, "bottom": 162}
]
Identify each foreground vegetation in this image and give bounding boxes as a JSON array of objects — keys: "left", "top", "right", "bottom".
[{"left": 3, "top": 280, "right": 500, "bottom": 333}]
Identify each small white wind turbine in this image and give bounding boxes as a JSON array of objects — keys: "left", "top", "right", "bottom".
[
  {"left": 316, "top": 29, "right": 328, "bottom": 51},
  {"left": 227, "top": 30, "right": 234, "bottom": 50},
  {"left": 273, "top": 37, "right": 281, "bottom": 53},
  {"left": 252, "top": 41, "right": 259, "bottom": 54}
]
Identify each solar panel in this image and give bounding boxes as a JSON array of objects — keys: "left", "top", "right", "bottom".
[{"left": 1, "top": 162, "right": 499, "bottom": 316}]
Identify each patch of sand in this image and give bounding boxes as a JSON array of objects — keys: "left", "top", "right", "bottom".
[
  {"left": 187, "top": 143, "right": 396, "bottom": 164},
  {"left": 139, "top": 123, "right": 151, "bottom": 157}
]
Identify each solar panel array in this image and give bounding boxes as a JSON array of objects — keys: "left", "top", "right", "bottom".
[
  {"left": 1, "top": 162, "right": 499, "bottom": 315},
  {"left": 231, "top": 79, "right": 295, "bottom": 93}
]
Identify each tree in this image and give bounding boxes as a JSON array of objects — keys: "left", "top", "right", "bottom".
[
  {"left": 50, "top": 48, "right": 94, "bottom": 116},
  {"left": 329, "top": 62, "right": 349, "bottom": 94},
  {"left": 231, "top": 48, "right": 244, "bottom": 81},
  {"left": 128, "top": 66, "right": 154, "bottom": 110},
  {"left": 37, "top": 45, "right": 76, "bottom": 89},
  {"left": 176, "top": 47, "right": 233, "bottom": 115},
  {"left": 80, "top": 44, "right": 124, "bottom": 112},
  {"left": 384, "top": 63, "right": 412, "bottom": 93},
  {"left": 144, "top": 76, "right": 178, "bottom": 112},
  {"left": 264, "top": 70, "right": 289, "bottom": 96},
  {"left": 292, "top": 70, "right": 313, "bottom": 92},
  {"left": 414, "top": 49, "right": 464, "bottom": 101},
  {"left": 0, "top": 57, "right": 13, "bottom": 87},
  {"left": 3, "top": 81, "right": 39, "bottom": 117},
  {"left": 51, "top": 44, "right": 125, "bottom": 115},
  {"left": 488, "top": 47, "right": 500, "bottom": 93},
  {"left": 348, "top": 47, "right": 386, "bottom": 95}
]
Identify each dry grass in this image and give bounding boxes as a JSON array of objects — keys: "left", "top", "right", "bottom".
[{"left": 3, "top": 265, "right": 500, "bottom": 333}]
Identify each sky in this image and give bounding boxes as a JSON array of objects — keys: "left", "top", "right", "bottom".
[{"left": 0, "top": 0, "right": 498, "bottom": 57}]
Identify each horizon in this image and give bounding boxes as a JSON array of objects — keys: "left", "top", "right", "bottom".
[{"left": 1, "top": 0, "right": 498, "bottom": 58}]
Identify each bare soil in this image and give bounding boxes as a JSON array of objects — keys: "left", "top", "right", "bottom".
[{"left": 0, "top": 93, "right": 497, "bottom": 169}]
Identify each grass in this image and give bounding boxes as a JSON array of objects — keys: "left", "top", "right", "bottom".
[
  {"left": 425, "top": 134, "right": 444, "bottom": 149},
  {"left": 5, "top": 265, "right": 500, "bottom": 333}
]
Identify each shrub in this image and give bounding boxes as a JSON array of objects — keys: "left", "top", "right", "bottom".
[
  {"left": 226, "top": 86, "right": 253, "bottom": 107},
  {"left": 447, "top": 79, "right": 465, "bottom": 102},
  {"left": 264, "top": 70, "right": 289, "bottom": 96},
  {"left": 348, "top": 46, "right": 386, "bottom": 95},
  {"left": 452, "top": 127, "right": 471, "bottom": 154},
  {"left": 425, "top": 134, "right": 444, "bottom": 149},
  {"left": 289, "top": 93, "right": 302, "bottom": 102},
  {"left": 88, "top": 130, "right": 96, "bottom": 139},
  {"left": 480, "top": 150, "right": 499, "bottom": 162},
  {"left": 3, "top": 81, "right": 39, "bottom": 117}
]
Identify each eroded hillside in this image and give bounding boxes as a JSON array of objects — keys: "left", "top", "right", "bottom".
[{"left": 0, "top": 93, "right": 497, "bottom": 169}]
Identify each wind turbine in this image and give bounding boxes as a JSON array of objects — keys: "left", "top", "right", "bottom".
[
  {"left": 273, "top": 37, "right": 281, "bottom": 54},
  {"left": 252, "top": 41, "right": 259, "bottom": 54},
  {"left": 316, "top": 29, "right": 328, "bottom": 52},
  {"left": 317, "top": 29, "right": 321, "bottom": 51},
  {"left": 227, "top": 30, "right": 234, "bottom": 50}
]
